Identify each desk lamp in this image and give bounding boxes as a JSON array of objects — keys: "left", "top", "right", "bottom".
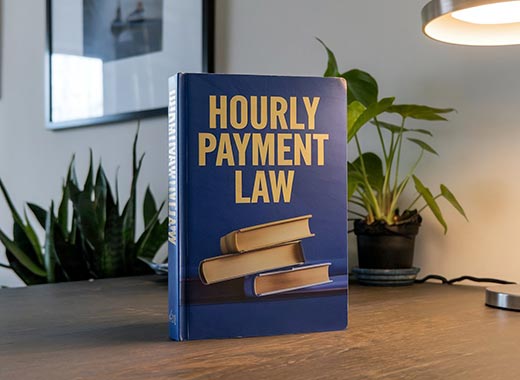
[
  {"left": 422, "top": 0, "right": 520, "bottom": 45},
  {"left": 421, "top": 0, "right": 520, "bottom": 309}
]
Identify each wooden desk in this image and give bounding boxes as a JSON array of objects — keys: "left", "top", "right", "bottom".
[{"left": 1, "top": 276, "right": 519, "bottom": 379}]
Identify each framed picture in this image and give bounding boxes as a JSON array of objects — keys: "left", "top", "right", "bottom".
[{"left": 46, "top": 0, "right": 213, "bottom": 130}]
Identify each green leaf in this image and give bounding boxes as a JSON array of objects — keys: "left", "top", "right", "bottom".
[
  {"left": 413, "top": 175, "right": 447, "bottom": 234},
  {"left": 57, "top": 159, "right": 76, "bottom": 237},
  {"left": 5, "top": 250, "right": 46, "bottom": 285},
  {"left": 348, "top": 101, "right": 366, "bottom": 135},
  {"left": 7, "top": 222, "right": 46, "bottom": 284},
  {"left": 136, "top": 211, "right": 167, "bottom": 260},
  {"left": 103, "top": 180, "right": 125, "bottom": 277},
  {"left": 122, "top": 129, "right": 144, "bottom": 270},
  {"left": 371, "top": 120, "right": 402, "bottom": 134},
  {"left": 94, "top": 164, "right": 108, "bottom": 234},
  {"left": 316, "top": 38, "right": 339, "bottom": 77},
  {"left": 68, "top": 155, "right": 79, "bottom": 186},
  {"left": 371, "top": 121, "right": 433, "bottom": 137},
  {"left": 348, "top": 161, "right": 365, "bottom": 179},
  {"left": 387, "top": 104, "right": 455, "bottom": 121},
  {"left": 143, "top": 186, "right": 157, "bottom": 229},
  {"left": 352, "top": 153, "right": 384, "bottom": 192},
  {"left": 136, "top": 192, "right": 167, "bottom": 259},
  {"left": 44, "top": 202, "right": 57, "bottom": 283},
  {"left": 12, "top": 220, "right": 44, "bottom": 269},
  {"left": 68, "top": 179, "right": 104, "bottom": 252},
  {"left": 341, "top": 69, "right": 379, "bottom": 106},
  {"left": 348, "top": 162, "right": 362, "bottom": 201},
  {"left": 23, "top": 210, "right": 44, "bottom": 265},
  {"left": 28, "top": 203, "right": 47, "bottom": 229},
  {"left": 114, "top": 167, "right": 121, "bottom": 208},
  {"left": 0, "top": 229, "right": 46, "bottom": 276},
  {"left": 407, "top": 138, "right": 438, "bottom": 155},
  {"left": 316, "top": 38, "right": 378, "bottom": 106},
  {"left": 57, "top": 184, "right": 70, "bottom": 237},
  {"left": 348, "top": 161, "right": 364, "bottom": 176},
  {"left": 0, "top": 178, "right": 26, "bottom": 229},
  {"left": 121, "top": 198, "right": 136, "bottom": 268},
  {"left": 348, "top": 178, "right": 358, "bottom": 201},
  {"left": 0, "top": 179, "right": 45, "bottom": 267},
  {"left": 440, "top": 184, "right": 468, "bottom": 221},
  {"left": 412, "top": 129, "right": 434, "bottom": 137},
  {"left": 52, "top": 221, "right": 91, "bottom": 282},
  {"left": 84, "top": 150, "right": 94, "bottom": 193},
  {"left": 348, "top": 97, "right": 395, "bottom": 142}
]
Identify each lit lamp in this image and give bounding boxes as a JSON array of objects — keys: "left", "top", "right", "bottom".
[
  {"left": 422, "top": 0, "right": 520, "bottom": 309},
  {"left": 422, "top": 0, "right": 520, "bottom": 45}
]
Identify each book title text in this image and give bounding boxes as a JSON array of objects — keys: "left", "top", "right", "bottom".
[{"left": 199, "top": 95, "right": 329, "bottom": 204}]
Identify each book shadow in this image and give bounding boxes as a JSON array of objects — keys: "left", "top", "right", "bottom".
[{"left": 86, "top": 321, "right": 170, "bottom": 344}]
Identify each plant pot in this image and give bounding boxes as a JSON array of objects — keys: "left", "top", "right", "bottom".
[
  {"left": 353, "top": 216, "right": 421, "bottom": 269},
  {"left": 352, "top": 215, "right": 421, "bottom": 286}
]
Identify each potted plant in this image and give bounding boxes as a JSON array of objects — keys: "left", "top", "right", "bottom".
[
  {"left": 318, "top": 40, "right": 467, "bottom": 285},
  {"left": 0, "top": 130, "right": 167, "bottom": 285}
]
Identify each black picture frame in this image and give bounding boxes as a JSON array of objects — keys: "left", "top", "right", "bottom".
[{"left": 46, "top": 0, "right": 214, "bottom": 130}]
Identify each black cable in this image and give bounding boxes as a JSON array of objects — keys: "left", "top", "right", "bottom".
[
  {"left": 415, "top": 274, "right": 516, "bottom": 285},
  {"left": 415, "top": 274, "right": 449, "bottom": 284}
]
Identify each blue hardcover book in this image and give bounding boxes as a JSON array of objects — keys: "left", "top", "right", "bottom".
[{"left": 168, "top": 73, "right": 347, "bottom": 340}]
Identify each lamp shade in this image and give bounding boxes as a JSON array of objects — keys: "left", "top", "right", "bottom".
[{"left": 422, "top": 0, "right": 520, "bottom": 45}]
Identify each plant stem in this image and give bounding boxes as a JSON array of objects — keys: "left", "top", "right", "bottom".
[
  {"left": 418, "top": 194, "right": 442, "bottom": 213},
  {"left": 386, "top": 132, "right": 396, "bottom": 210},
  {"left": 354, "top": 135, "right": 382, "bottom": 219},
  {"left": 392, "top": 116, "right": 407, "bottom": 196},
  {"left": 387, "top": 150, "right": 424, "bottom": 217},
  {"left": 373, "top": 117, "right": 388, "bottom": 161},
  {"left": 381, "top": 126, "right": 399, "bottom": 218},
  {"left": 406, "top": 194, "right": 422, "bottom": 211}
]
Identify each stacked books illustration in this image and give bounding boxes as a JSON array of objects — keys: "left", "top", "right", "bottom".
[{"left": 199, "top": 215, "right": 332, "bottom": 296}]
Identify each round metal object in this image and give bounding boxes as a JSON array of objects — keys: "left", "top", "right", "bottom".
[
  {"left": 422, "top": 0, "right": 520, "bottom": 46},
  {"left": 485, "top": 284, "right": 520, "bottom": 310}
]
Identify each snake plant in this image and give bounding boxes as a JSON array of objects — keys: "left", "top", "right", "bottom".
[{"left": 0, "top": 131, "right": 167, "bottom": 285}]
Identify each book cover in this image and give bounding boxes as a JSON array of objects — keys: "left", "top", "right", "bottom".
[{"left": 168, "top": 73, "right": 347, "bottom": 340}]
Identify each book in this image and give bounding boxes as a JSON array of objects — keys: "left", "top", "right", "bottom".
[
  {"left": 199, "top": 241, "right": 305, "bottom": 284},
  {"left": 168, "top": 73, "right": 348, "bottom": 340},
  {"left": 185, "top": 274, "right": 348, "bottom": 305},
  {"left": 220, "top": 215, "right": 314, "bottom": 254},
  {"left": 244, "top": 263, "right": 332, "bottom": 297}
]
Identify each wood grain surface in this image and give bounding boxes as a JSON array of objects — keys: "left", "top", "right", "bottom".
[{"left": 1, "top": 276, "right": 520, "bottom": 379}]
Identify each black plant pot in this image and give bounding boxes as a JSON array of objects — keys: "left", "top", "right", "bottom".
[{"left": 354, "top": 216, "right": 421, "bottom": 269}]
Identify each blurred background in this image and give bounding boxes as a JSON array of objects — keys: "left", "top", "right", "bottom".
[{"left": 1, "top": 0, "right": 519, "bottom": 286}]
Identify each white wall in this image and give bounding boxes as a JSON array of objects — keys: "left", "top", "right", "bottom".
[{"left": 2, "top": 0, "right": 520, "bottom": 286}]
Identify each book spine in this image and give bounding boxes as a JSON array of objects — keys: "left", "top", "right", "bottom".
[
  {"left": 220, "top": 231, "right": 239, "bottom": 254},
  {"left": 168, "top": 73, "right": 186, "bottom": 341},
  {"left": 243, "top": 275, "right": 257, "bottom": 297}
]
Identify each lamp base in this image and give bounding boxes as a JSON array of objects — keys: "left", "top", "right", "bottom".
[{"left": 485, "top": 284, "right": 520, "bottom": 311}]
